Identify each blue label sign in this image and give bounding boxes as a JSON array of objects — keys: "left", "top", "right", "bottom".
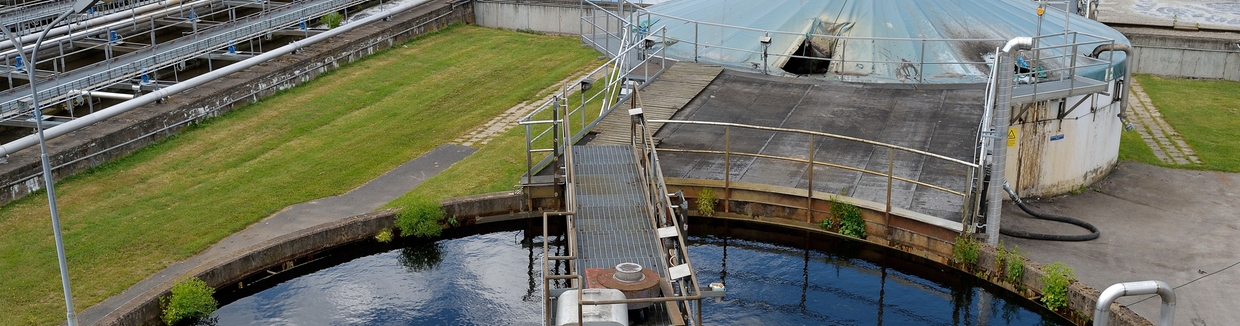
[{"left": 1050, "top": 134, "right": 1064, "bottom": 141}]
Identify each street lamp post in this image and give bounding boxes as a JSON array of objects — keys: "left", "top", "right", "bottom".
[{"left": 2, "top": 0, "right": 100, "bottom": 324}]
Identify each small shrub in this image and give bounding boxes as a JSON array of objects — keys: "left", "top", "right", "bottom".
[
  {"left": 161, "top": 277, "right": 217, "bottom": 326},
  {"left": 1040, "top": 262, "right": 1075, "bottom": 311},
  {"left": 375, "top": 228, "right": 393, "bottom": 243},
  {"left": 952, "top": 236, "right": 980, "bottom": 268},
  {"left": 831, "top": 190, "right": 865, "bottom": 239},
  {"left": 696, "top": 188, "right": 717, "bottom": 217},
  {"left": 1004, "top": 245, "right": 1025, "bottom": 284},
  {"left": 321, "top": 12, "right": 344, "bottom": 29},
  {"left": 396, "top": 198, "right": 446, "bottom": 238},
  {"left": 818, "top": 216, "right": 834, "bottom": 230}
]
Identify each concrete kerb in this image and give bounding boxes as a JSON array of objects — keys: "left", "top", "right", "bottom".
[
  {"left": 99, "top": 190, "right": 530, "bottom": 326},
  {"left": 97, "top": 210, "right": 399, "bottom": 326},
  {"left": 662, "top": 178, "right": 1154, "bottom": 326},
  {"left": 99, "top": 183, "right": 1155, "bottom": 325}
]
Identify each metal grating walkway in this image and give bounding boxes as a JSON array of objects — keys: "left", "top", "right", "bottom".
[{"left": 572, "top": 145, "right": 669, "bottom": 277}]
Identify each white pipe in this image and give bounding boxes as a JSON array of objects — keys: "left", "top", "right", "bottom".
[
  {"left": 0, "top": 0, "right": 434, "bottom": 158},
  {"left": 1094, "top": 280, "right": 1175, "bottom": 326},
  {"left": 75, "top": 89, "right": 134, "bottom": 100},
  {"left": 0, "top": 0, "right": 200, "bottom": 55},
  {"left": 985, "top": 36, "right": 1032, "bottom": 245}
]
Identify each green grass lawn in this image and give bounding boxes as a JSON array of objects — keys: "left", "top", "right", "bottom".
[
  {"left": 1120, "top": 75, "right": 1240, "bottom": 172},
  {"left": 0, "top": 25, "right": 599, "bottom": 325},
  {"left": 384, "top": 71, "right": 614, "bottom": 205}
]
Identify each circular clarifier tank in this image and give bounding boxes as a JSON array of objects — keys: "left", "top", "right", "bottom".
[{"left": 212, "top": 219, "right": 1070, "bottom": 325}]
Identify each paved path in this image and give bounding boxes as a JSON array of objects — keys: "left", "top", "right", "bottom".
[
  {"left": 1001, "top": 162, "right": 1239, "bottom": 326},
  {"left": 78, "top": 144, "right": 474, "bottom": 324},
  {"left": 1127, "top": 80, "right": 1201, "bottom": 165}
]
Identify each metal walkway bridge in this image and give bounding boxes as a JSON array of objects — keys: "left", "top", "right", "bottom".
[{"left": 541, "top": 104, "right": 719, "bottom": 326}]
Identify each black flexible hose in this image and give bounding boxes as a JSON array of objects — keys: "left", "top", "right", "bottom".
[{"left": 998, "top": 182, "right": 1101, "bottom": 241}]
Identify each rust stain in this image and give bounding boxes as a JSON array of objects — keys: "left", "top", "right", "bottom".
[{"left": 1016, "top": 102, "right": 1047, "bottom": 194}]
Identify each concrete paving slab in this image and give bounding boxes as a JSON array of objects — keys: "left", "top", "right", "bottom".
[
  {"left": 1001, "top": 162, "right": 1240, "bottom": 326},
  {"left": 655, "top": 70, "right": 985, "bottom": 221}
]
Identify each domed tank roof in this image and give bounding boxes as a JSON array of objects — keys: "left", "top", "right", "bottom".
[{"left": 642, "top": 0, "right": 1130, "bottom": 83}]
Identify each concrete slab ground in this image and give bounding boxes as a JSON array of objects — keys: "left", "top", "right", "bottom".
[
  {"left": 1001, "top": 162, "right": 1240, "bottom": 326},
  {"left": 1098, "top": 0, "right": 1240, "bottom": 31},
  {"left": 654, "top": 70, "right": 985, "bottom": 220}
]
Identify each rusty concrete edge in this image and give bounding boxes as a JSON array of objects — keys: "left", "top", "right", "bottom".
[
  {"left": 665, "top": 179, "right": 1152, "bottom": 326},
  {"left": 96, "top": 210, "right": 400, "bottom": 326},
  {"left": 96, "top": 181, "right": 1151, "bottom": 326},
  {"left": 99, "top": 190, "right": 528, "bottom": 326}
]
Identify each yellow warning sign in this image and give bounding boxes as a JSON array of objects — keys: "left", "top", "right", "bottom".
[{"left": 1007, "top": 128, "right": 1018, "bottom": 147}]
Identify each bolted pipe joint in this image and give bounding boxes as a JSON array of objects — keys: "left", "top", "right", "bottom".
[{"left": 1094, "top": 280, "right": 1175, "bottom": 326}]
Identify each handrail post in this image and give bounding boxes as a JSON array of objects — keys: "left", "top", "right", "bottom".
[
  {"left": 806, "top": 134, "right": 814, "bottom": 222},
  {"left": 724, "top": 126, "right": 731, "bottom": 213},
  {"left": 885, "top": 148, "right": 894, "bottom": 235},
  {"left": 919, "top": 39, "right": 926, "bottom": 83},
  {"left": 693, "top": 22, "right": 698, "bottom": 62},
  {"left": 525, "top": 124, "right": 532, "bottom": 186}
]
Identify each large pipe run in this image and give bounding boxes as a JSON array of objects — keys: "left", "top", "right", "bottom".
[
  {"left": 985, "top": 36, "right": 1032, "bottom": 245},
  {"left": 0, "top": 0, "right": 434, "bottom": 158},
  {"left": 0, "top": 0, "right": 200, "bottom": 55},
  {"left": 1089, "top": 43, "right": 1133, "bottom": 128},
  {"left": 1094, "top": 280, "right": 1175, "bottom": 326},
  {"left": 75, "top": 89, "right": 134, "bottom": 100}
]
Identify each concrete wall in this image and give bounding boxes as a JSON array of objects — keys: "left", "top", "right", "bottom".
[
  {"left": 99, "top": 190, "right": 529, "bottom": 325},
  {"left": 0, "top": 1, "right": 474, "bottom": 207},
  {"left": 1006, "top": 83, "right": 1124, "bottom": 197},
  {"left": 667, "top": 178, "right": 1153, "bottom": 326},
  {"left": 474, "top": 0, "right": 630, "bottom": 36},
  {"left": 1126, "top": 33, "right": 1240, "bottom": 81}
]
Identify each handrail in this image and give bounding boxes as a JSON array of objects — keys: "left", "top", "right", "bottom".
[
  {"left": 649, "top": 119, "right": 978, "bottom": 168},
  {"left": 631, "top": 8, "right": 1119, "bottom": 84},
  {"left": 521, "top": 25, "right": 669, "bottom": 184},
  {"left": 631, "top": 86, "right": 702, "bottom": 325},
  {"left": 648, "top": 119, "right": 977, "bottom": 225}
]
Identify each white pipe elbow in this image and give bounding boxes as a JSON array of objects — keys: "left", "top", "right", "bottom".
[{"left": 1002, "top": 37, "right": 1033, "bottom": 53}]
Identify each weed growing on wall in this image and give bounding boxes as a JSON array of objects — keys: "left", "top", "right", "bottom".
[
  {"left": 696, "top": 188, "right": 718, "bottom": 217},
  {"left": 397, "top": 198, "right": 446, "bottom": 238},
  {"left": 1040, "top": 262, "right": 1075, "bottom": 311},
  {"left": 952, "top": 236, "right": 980, "bottom": 269},
  {"left": 161, "top": 277, "right": 217, "bottom": 326}
]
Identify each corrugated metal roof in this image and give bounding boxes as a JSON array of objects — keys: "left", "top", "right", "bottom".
[{"left": 642, "top": 0, "right": 1130, "bottom": 83}]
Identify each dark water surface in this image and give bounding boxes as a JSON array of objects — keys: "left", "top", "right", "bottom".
[{"left": 213, "top": 219, "right": 1068, "bottom": 325}]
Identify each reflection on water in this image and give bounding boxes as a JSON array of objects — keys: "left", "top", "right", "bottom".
[
  {"left": 213, "top": 220, "right": 1068, "bottom": 325},
  {"left": 688, "top": 220, "right": 1067, "bottom": 325}
]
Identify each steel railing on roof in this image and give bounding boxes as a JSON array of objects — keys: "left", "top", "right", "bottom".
[{"left": 621, "top": 5, "right": 1117, "bottom": 84}]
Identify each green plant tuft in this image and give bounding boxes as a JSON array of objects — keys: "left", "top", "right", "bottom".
[
  {"left": 1040, "top": 262, "right": 1075, "bottom": 311},
  {"left": 831, "top": 189, "right": 865, "bottom": 239},
  {"left": 1004, "top": 245, "right": 1025, "bottom": 284},
  {"left": 161, "top": 277, "right": 217, "bottom": 326},
  {"left": 375, "top": 228, "right": 393, "bottom": 243},
  {"left": 396, "top": 198, "right": 446, "bottom": 238},
  {"left": 321, "top": 12, "right": 344, "bottom": 29},
  {"left": 696, "top": 188, "right": 718, "bottom": 217},
  {"left": 952, "top": 236, "right": 980, "bottom": 268},
  {"left": 818, "top": 216, "right": 835, "bottom": 230}
]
